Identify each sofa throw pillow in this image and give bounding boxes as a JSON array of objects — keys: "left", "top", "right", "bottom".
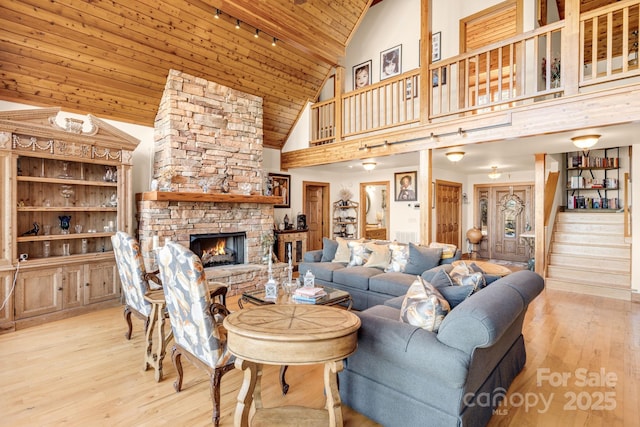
[
  {"left": 321, "top": 237, "right": 339, "bottom": 262},
  {"left": 384, "top": 242, "right": 409, "bottom": 272},
  {"left": 332, "top": 237, "right": 351, "bottom": 263},
  {"left": 449, "top": 262, "right": 487, "bottom": 290},
  {"left": 428, "top": 242, "right": 458, "bottom": 259},
  {"left": 348, "top": 240, "right": 369, "bottom": 266},
  {"left": 400, "top": 276, "right": 450, "bottom": 332},
  {"left": 364, "top": 242, "right": 391, "bottom": 268},
  {"left": 427, "top": 269, "right": 475, "bottom": 308},
  {"left": 404, "top": 243, "right": 442, "bottom": 275}
]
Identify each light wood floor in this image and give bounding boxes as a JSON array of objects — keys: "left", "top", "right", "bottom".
[{"left": 1, "top": 289, "right": 638, "bottom": 426}]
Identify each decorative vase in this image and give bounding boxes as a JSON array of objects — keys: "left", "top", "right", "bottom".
[
  {"left": 59, "top": 215, "right": 71, "bottom": 234},
  {"left": 466, "top": 227, "right": 483, "bottom": 244}
]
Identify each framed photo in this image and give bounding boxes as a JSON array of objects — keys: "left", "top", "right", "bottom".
[
  {"left": 432, "top": 32, "right": 441, "bottom": 62},
  {"left": 353, "top": 60, "right": 372, "bottom": 90},
  {"left": 394, "top": 171, "right": 417, "bottom": 202},
  {"left": 432, "top": 68, "right": 447, "bottom": 87},
  {"left": 380, "top": 45, "right": 402, "bottom": 80},
  {"left": 269, "top": 173, "right": 290, "bottom": 208}
]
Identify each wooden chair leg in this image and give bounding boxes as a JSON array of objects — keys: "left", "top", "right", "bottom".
[
  {"left": 171, "top": 345, "right": 184, "bottom": 393},
  {"left": 123, "top": 305, "right": 133, "bottom": 340},
  {"left": 210, "top": 364, "right": 235, "bottom": 427}
]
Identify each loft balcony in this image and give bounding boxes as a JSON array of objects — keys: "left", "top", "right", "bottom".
[{"left": 283, "top": 0, "right": 640, "bottom": 170}]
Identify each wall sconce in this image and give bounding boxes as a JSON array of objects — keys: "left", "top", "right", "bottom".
[
  {"left": 571, "top": 134, "right": 600, "bottom": 151},
  {"left": 445, "top": 151, "right": 465, "bottom": 162},
  {"left": 488, "top": 166, "right": 501, "bottom": 179},
  {"left": 362, "top": 161, "right": 377, "bottom": 171}
]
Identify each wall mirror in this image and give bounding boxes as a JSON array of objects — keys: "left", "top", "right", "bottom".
[{"left": 359, "top": 181, "right": 390, "bottom": 240}]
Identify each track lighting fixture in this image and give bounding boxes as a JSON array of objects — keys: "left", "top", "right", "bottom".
[
  {"left": 235, "top": 19, "right": 240, "bottom": 29},
  {"left": 214, "top": 9, "right": 220, "bottom": 19},
  {"left": 254, "top": 29, "right": 259, "bottom": 38}
]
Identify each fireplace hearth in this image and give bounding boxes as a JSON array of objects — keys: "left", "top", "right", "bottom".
[{"left": 190, "top": 232, "right": 246, "bottom": 267}]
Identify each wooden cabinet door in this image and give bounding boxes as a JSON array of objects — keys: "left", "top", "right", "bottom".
[
  {"left": 62, "top": 265, "right": 83, "bottom": 309},
  {"left": 0, "top": 271, "right": 14, "bottom": 330},
  {"left": 83, "top": 262, "right": 119, "bottom": 305},
  {"left": 15, "top": 267, "right": 63, "bottom": 319}
]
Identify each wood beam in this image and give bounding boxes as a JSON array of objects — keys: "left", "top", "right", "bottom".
[{"left": 534, "top": 153, "right": 546, "bottom": 276}]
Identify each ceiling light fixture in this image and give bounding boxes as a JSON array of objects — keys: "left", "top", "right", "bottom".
[
  {"left": 214, "top": 9, "right": 220, "bottom": 19},
  {"left": 254, "top": 29, "right": 259, "bottom": 38},
  {"left": 445, "top": 151, "right": 465, "bottom": 162},
  {"left": 362, "top": 161, "right": 377, "bottom": 171},
  {"left": 272, "top": 37, "right": 277, "bottom": 47},
  {"left": 571, "top": 134, "right": 600, "bottom": 151},
  {"left": 488, "top": 166, "right": 501, "bottom": 180},
  {"left": 235, "top": 19, "right": 241, "bottom": 29}
]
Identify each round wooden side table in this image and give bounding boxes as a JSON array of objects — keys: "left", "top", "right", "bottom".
[{"left": 223, "top": 304, "right": 361, "bottom": 427}]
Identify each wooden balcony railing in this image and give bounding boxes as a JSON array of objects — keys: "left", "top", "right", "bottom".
[
  {"left": 430, "top": 21, "right": 564, "bottom": 119},
  {"left": 580, "top": 0, "right": 640, "bottom": 86},
  {"left": 310, "top": 70, "right": 420, "bottom": 146},
  {"left": 309, "top": 0, "right": 640, "bottom": 145}
]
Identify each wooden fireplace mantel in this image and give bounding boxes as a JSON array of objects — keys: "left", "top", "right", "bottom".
[{"left": 137, "top": 191, "right": 284, "bottom": 205}]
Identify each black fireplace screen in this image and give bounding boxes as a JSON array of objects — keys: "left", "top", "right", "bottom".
[{"left": 190, "top": 232, "right": 246, "bottom": 267}]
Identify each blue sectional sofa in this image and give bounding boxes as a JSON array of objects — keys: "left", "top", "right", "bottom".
[
  {"left": 339, "top": 269, "right": 544, "bottom": 427},
  {"left": 299, "top": 240, "right": 461, "bottom": 311}
]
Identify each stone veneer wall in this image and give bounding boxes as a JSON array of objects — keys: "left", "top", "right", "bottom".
[{"left": 137, "top": 69, "right": 283, "bottom": 295}]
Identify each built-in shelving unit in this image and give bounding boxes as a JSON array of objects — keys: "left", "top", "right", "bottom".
[
  {"left": 566, "top": 147, "right": 620, "bottom": 210},
  {"left": 0, "top": 108, "right": 139, "bottom": 333}
]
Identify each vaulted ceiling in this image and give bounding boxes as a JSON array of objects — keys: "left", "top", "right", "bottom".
[{"left": 0, "top": 0, "right": 372, "bottom": 149}]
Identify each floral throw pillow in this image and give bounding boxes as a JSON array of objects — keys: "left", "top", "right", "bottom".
[
  {"left": 400, "top": 276, "right": 450, "bottom": 332},
  {"left": 428, "top": 242, "right": 457, "bottom": 259},
  {"left": 348, "top": 240, "right": 369, "bottom": 266},
  {"left": 385, "top": 242, "right": 409, "bottom": 272},
  {"left": 449, "top": 262, "right": 487, "bottom": 290}
]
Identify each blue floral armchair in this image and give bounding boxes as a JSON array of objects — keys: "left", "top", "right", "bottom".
[
  {"left": 157, "top": 241, "right": 235, "bottom": 427},
  {"left": 111, "top": 231, "right": 161, "bottom": 339}
]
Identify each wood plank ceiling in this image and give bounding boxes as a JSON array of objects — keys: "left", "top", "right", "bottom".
[{"left": 0, "top": 0, "right": 372, "bottom": 149}]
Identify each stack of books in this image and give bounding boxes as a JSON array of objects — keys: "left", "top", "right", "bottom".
[{"left": 292, "top": 287, "right": 327, "bottom": 304}]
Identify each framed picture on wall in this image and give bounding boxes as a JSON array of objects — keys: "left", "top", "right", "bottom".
[
  {"left": 269, "top": 173, "right": 290, "bottom": 208},
  {"left": 394, "top": 171, "right": 417, "bottom": 202},
  {"left": 432, "top": 67, "right": 447, "bottom": 87},
  {"left": 380, "top": 45, "right": 402, "bottom": 80},
  {"left": 353, "top": 60, "right": 372, "bottom": 90},
  {"left": 432, "top": 32, "right": 441, "bottom": 62}
]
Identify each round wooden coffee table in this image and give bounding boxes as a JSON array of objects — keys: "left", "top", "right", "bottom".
[{"left": 223, "top": 304, "right": 361, "bottom": 427}]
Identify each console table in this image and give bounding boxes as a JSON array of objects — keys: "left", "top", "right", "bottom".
[
  {"left": 274, "top": 229, "right": 308, "bottom": 270},
  {"left": 224, "top": 305, "right": 360, "bottom": 427}
]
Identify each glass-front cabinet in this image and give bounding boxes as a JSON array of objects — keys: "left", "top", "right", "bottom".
[{"left": 0, "top": 108, "right": 139, "bottom": 332}]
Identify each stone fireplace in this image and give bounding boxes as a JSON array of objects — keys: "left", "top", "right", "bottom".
[
  {"left": 136, "top": 69, "right": 285, "bottom": 296},
  {"left": 190, "top": 232, "right": 246, "bottom": 268}
]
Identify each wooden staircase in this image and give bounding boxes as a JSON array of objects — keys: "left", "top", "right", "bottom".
[{"left": 545, "top": 211, "right": 631, "bottom": 300}]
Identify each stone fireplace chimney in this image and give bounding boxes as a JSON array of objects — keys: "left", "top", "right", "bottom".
[{"left": 136, "top": 70, "right": 284, "bottom": 296}]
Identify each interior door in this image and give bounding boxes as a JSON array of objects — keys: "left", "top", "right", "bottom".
[
  {"left": 303, "top": 182, "right": 330, "bottom": 251},
  {"left": 435, "top": 180, "right": 462, "bottom": 247},
  {"left": 491, "top": 186, "right": 531, "bottom": 262}
]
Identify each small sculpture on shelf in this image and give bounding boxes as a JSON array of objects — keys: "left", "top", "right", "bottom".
[
  {"left": 338, "top": 188, "right": 353, "bottom": 206},
  {"left": 22, "top": 222, "right": 40, "bottom": 236},
  {"left": 58, "top": 215, "right": 71, "bottom": 234}
]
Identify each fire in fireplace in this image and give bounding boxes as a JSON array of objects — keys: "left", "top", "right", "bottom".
[{"left": 190, "top": 232, "right": 246, "bottom": 267}]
